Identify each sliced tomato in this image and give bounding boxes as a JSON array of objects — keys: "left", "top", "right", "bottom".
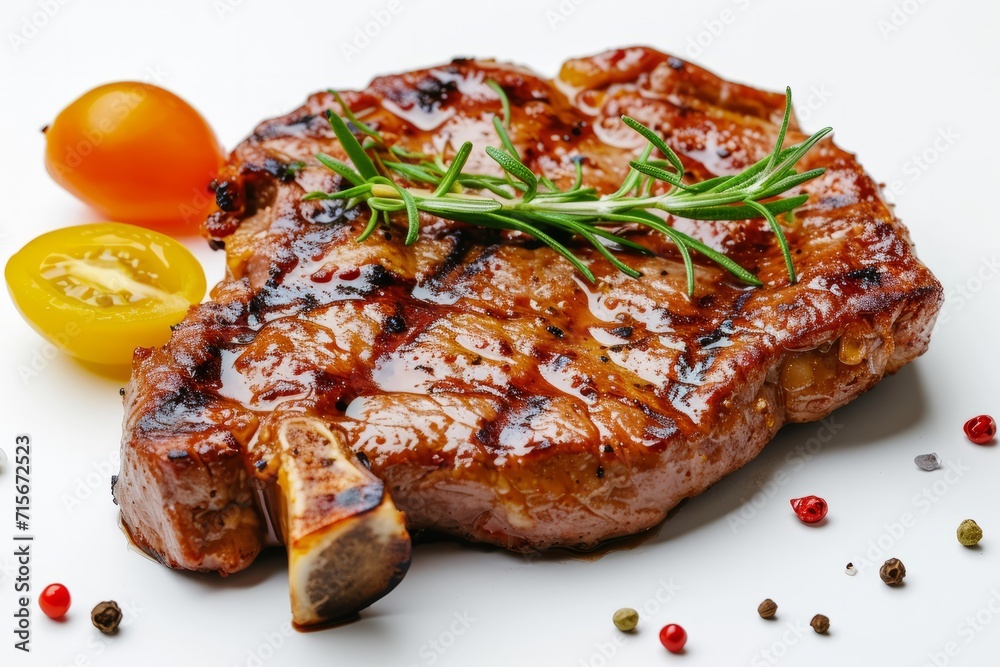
[{"left": 5, "top": 223, "right": 206, "bottom": 366}]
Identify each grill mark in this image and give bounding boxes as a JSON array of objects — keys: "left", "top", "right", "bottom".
[
  {"left": 631, "top": 398, "right": 680, "bottom": 442},
  {"left": 475, "top": 394, "right": 546, "bottom": 452},
  {"left": 424, "top": 230, "right": 473, "bottom": 284},
  {"left": 458, "top": 244, "right": 501, "bottom": 280},
  {"left": 366, "top": 299, "right": 450, "bottom": 393},
  {"left": 183, "top": 52, "right": 935, "bottom": 470},
  {"left": 251, "top": 113, "right": 321, "bottom": 141}
]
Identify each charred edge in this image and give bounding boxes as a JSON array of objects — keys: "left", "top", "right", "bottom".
[
  {"left": 251, "top": 113, "right": 320, "bottom": 142},
  {"left": 246, "top": 158, "right": 307, "bottom": 184},
  {"left": 239, "top": 172, "right": 278, "bottom": 218},
  {"left": 214, "top": 180, "right": 241, "bottom": 212},
  {"left": 844, "top": 266, "right": 882, "bottom": 287},
  {"left": 137, "top": 385, "right": 214, "bottom": 435},
  {"left": 414, "top": 76, "right": 458, "bottom": 112},
  {"left": 305, "top": 484, "right": 387, "bottom": 527}
]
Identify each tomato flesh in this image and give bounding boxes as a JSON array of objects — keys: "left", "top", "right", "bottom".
[
  {"left": 5, "top": 223, "right": 206, "bottom": 366},
  {"left": 44, "top": 82, "right": 224, "bottom": 231}
]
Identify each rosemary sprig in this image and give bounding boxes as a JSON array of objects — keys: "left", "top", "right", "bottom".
[{"left": 306, "top": 85, "right": 831, "bottom": 294}]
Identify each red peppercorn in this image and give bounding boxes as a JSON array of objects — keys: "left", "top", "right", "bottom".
[
  {"left": 964, "top": 415, "right": 996, "bottom": 445},
  {"left": 659, "top": 623, "right": 687, "bottom": 654},
  {"left": 39, "top": 583, "right": 71, "bottom": 620},
  {"left": 790, "top": 496, "right": 828, "bottom": 524}
]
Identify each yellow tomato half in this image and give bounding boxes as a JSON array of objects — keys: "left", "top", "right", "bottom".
[{"left": 5, "top": 223, "right": 206, "bottom": 366}]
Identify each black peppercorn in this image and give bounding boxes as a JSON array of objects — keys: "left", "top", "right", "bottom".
[
  {"left": 810, "top": 614, "right": 830, "bottom": 634},
  {"left": 91, "top": 601, "right": 123, "bottom": 635},
  {"left": 879, "top": 558, "right": 906, "bottom": 586},
  {"left": 757, "top": 598, "right": 777, "bottom": 619}
]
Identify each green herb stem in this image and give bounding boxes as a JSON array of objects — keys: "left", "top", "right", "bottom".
[{"left": 307, "top": 83, "right": 830, "bottom": 295}]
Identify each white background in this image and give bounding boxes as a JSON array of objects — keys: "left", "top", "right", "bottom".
[{"left": 2, "top": 1, "right": 999, "bottom": 666}]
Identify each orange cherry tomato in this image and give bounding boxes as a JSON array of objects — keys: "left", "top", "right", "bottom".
[{"left": 44, "top": 82, "right": 225, "bottom": 232}]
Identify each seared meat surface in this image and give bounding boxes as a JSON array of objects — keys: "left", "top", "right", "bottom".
[{"left": 115, "top": 47, "right": 941, "bottom": 574}]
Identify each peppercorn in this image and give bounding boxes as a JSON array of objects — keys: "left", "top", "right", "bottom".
[
  {"left": 659, "top": 624, "right": 687, "bottom": 653},
  {"left": 845, "top": 562, "right": 857, "bottom": 576},
  {"left": 879, "top": 558, "right": 906, "bottom": 585},
  {"left": 914, "top": 453, "right": 940, "bottom": 471},
  {"left": 39, "top": 583, "right": 71, "bottom": 619},
  {"left": 957, "top": 519, "right": 983, "bottom": 547},
  {"left": 964, "top": 415, "right": 996, "bottom": 445},
  {"left": 91, "top": 600, "right": 123, "bottom": 635},
  {"left": 757, "top": 599, "right": 777, "bottom": 619},
  {"left": 612, "top": 607, "right": 639, "bottom": 632},
  {"left": 810, "top": 614, "right": 830, "bottom": 634},
  {"left": 790, "top": 495, "right": 828, "bottom": 524}
]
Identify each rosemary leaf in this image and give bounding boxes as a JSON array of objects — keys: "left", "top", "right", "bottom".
[{"left": 310, "top": 86, "right": 830, "bottom": 294}]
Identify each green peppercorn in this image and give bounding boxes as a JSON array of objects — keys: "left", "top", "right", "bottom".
[
  {"left": 957, "top": 519, "right": 983, "bottom": 547},
  {"left": 612, "top": 607, "right": 639, "bottom": 632}
]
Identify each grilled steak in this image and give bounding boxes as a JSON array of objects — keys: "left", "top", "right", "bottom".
[{"left": 115, "top": 47, "right": 942, "bottom": 577}]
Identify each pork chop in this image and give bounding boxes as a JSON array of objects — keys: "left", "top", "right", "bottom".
[{"left": 114, "top": 47, "right": 942, "bottom": 579}]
